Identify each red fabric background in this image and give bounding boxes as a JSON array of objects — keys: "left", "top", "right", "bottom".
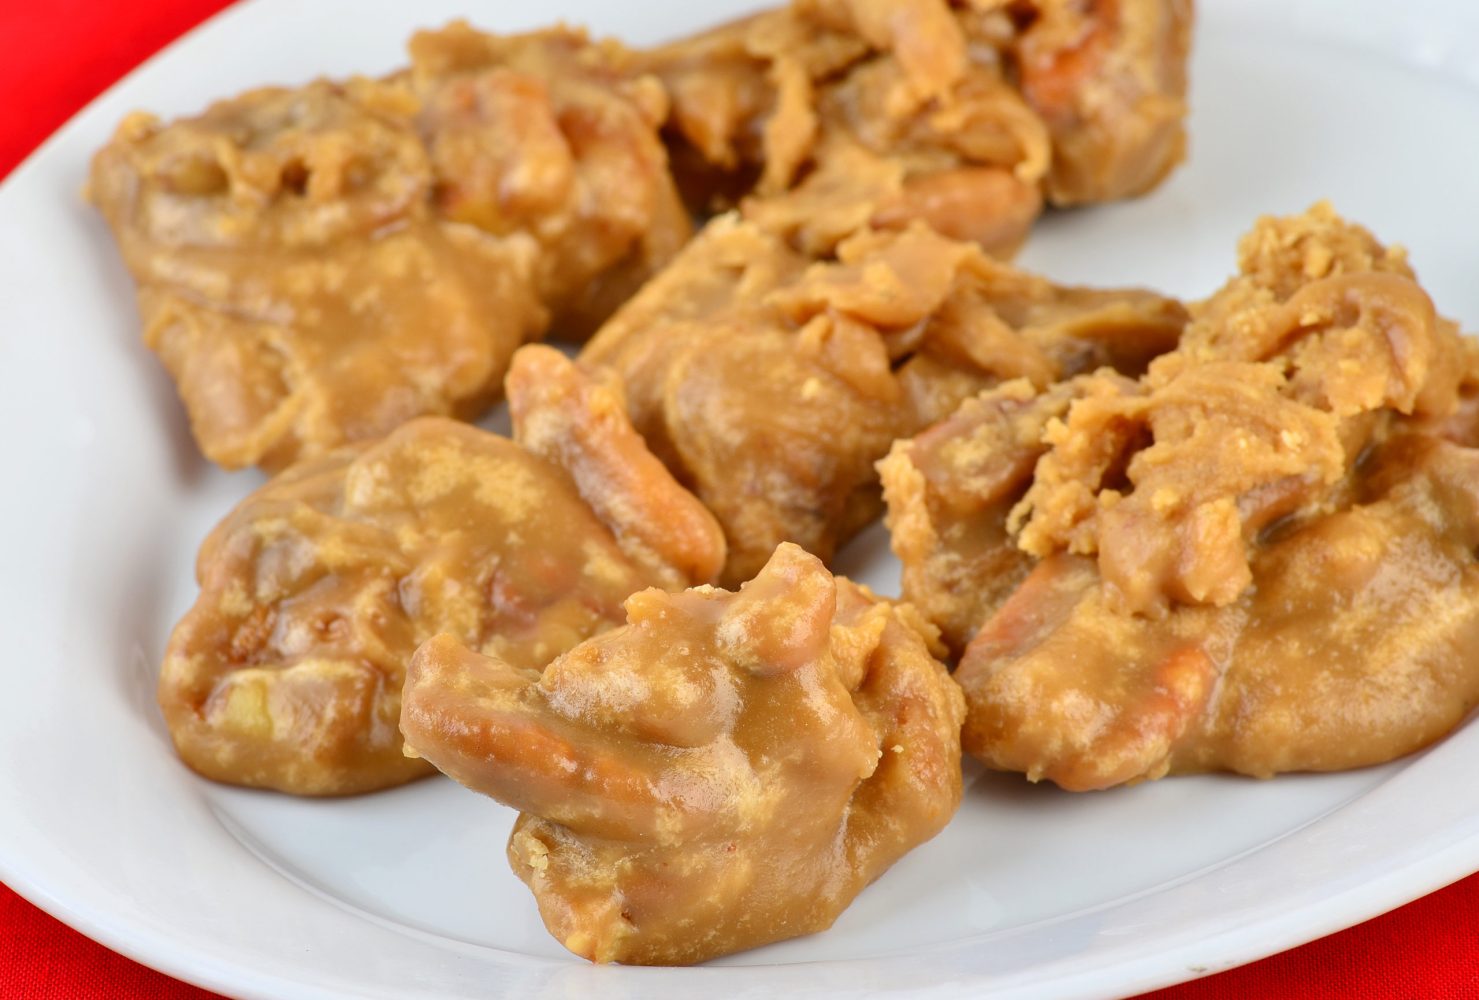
[{"left": 2, "top": 2, "right": 1477, "bottom": 997}]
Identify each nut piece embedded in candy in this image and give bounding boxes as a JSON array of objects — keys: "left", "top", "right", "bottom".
[
  {"left": 400, "top": 543, "right": 965, "bottom": 964},
  {"left": 1013, "top": 0, "right": 1195, "bottom": 205},
  {"left": 158, "top": 346, "right": 723, "bottom": 795},
  {"left": 405, "top": 21, "right": 693, "bottom": 338}
]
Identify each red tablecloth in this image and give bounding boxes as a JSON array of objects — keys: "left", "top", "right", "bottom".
[{"left": 3, "top": 2, "right": 1477, "bottom": 997}]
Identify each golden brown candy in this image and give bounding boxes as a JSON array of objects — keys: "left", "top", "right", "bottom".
[
  {"left": 158, "top": 347, "right": 723, "bottom": 795},
  {"left": 882, "top": 203, "right": 1479, "bottom": 789},
  {"left": 401, "top": 543, "right": 965, "bottom": 964},
  {"left": 89, "top": 79, "right": 548, "bottom": 472},
  {"left": 1010, "top": 205, "right": 1458, "bottom": 616},
  {"left": 960, "top": 431, "right": 1479, "bottom": 789},
  {"left": 90, "top": 24, "right": 690, "bottom": 470}
]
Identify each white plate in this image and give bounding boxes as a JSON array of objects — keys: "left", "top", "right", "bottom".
[{"left": 2, "top": 1, "right": 1478, "bottom": 997}]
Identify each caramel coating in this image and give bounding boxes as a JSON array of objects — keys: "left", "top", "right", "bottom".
[
  {"left": 158, "top": 347, "right": 723, "bottom": 795},
  {"left": 882, "top": 203, "right": 1479, "bottom": 788},
  {"left": 401, "top": 543, "right": 965, "bottom": 965},
  {"left": 89, "top": 80, "right": 547, "bottom": 472},
  {"left": 1011, "top": 204, "right": 1459, "bottom": 615},
  {"left": 1015, "top": 0, "right": 1194, "bottom": 205},
  {"left": 406, "top": 22, "right": 692, "bottom": 337},
  {"left": 581, "top": 214, "right": 1185, "bottom": 583},
  {"left": 90, "top": 25, "right": 689, "bottom": 470},
  {"left": 885, "top": 203, "right": 1461, "bottom": 645},
  {"left": 647, "top": 0, "right": 1044, "bottom": 254},
  {"left": 963, "top": 432, "right": 1479, "bottom": 789},
  {"left": 644, "top": 0, "right": 1191, "bottom": 252}
]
